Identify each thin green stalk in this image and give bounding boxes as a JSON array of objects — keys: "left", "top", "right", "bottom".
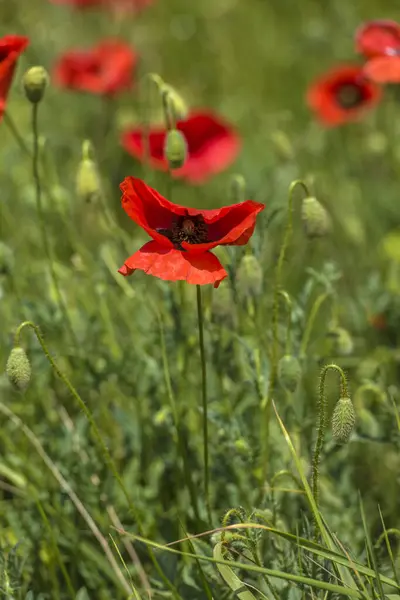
[
  {"left": 278, "top": 290, "right": 292, "bottom": 354},
  {"left": 261, "top": 180, "right": 310, "bottom": 482},
  {"left": 14, "top": 321, "right": 178, "bottom": 598},
  {"left": 31, "top": 103, "right": 78, "bottom": 349},
  {"left": 196, "top": 285, "right": 212, "bottom": 524},
  {"left": 312, "top": 364, "right": 349, "bottom": 535},
  {"left": 157, "top": 312, "right": 201, "bottom": 523}
]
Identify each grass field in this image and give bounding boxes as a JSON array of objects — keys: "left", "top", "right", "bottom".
[{"left": 1, "top": 0, "right": 400, "bottom": 598}]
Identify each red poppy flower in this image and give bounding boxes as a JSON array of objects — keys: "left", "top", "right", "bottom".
[
  {"left": 50, "top": 0, "right": 153, "bottom": 11},
  {"left": 118, "top": 177, "right": 264, "bottom": 287},
  {"left": 307, "top": 65, "right": 382, "bottom": 126},
  {"left": 0, "top": 35, "right": 29, "bottom": 122},
  {"left": 355, "top": 20, "right": 400, "bottom": 58},
  {"left": 121, "top": 111, "right": 241, "bottom": 184},
  {"left": 363, "top": 55, "right": 400, "bottom": 83},
  {"left": 53, "top": 40, "right": 137, "bottom": 96}
]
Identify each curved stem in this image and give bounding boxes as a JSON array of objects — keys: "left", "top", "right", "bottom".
[
  {"left": 14, "top": 321, "right": 178, "bottom": 598},
  {"left": 196, "top": 286, "right": 212, "bottom": 524},
  {"left": 354, "top": 382, "right": 386, "bottom": 412},
  {"left": 31, "top": 103, "right": 78, "bottom": 349},
  {"left": 312, "top": 364, "right": 349, "bottom": 526},
  {"left": 261, "top": 180, "right": 310, "bottom": 483}
]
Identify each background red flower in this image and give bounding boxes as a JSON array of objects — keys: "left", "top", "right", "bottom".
[
  {"left": 53, "top": 40, "right": 137, "bottom": 96},
  {"left": 307, "top": 64, "right": 382, "bottom": 126},
  {"left": 118, "top": 177, "right": 264, "bottom": 287},
  {"left": 0, "top": 35, "right": 29, "bottom": 122},
  {"left": 356, "top": 20, "right": 400, "bottom": 58},
  {"left": 363, "top": 55, "right": 400, "bottom": 83},
  {"left": 121, "top": 111, "right": 241, "bottom": 184},
  {"left": 50, "top": 0, "right": 153, "bottom": 11}
]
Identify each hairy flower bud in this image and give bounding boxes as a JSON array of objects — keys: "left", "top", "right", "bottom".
[
  {"left": 160, "top": 84, "right": 188, "bottom": 121},
  {"left": 22, "top": 66, "right": 49, "bottom": 103},
  {"left": 332, "top": 397, "right": 356, "bottom": 444},
  {"left": 164, "top": 129, "right": 187, "bottom": 169},
  {"left": 6, "top": 347, "right": 31, "bottom": 391},
  {"left": 212, "top": 281, "right": 236, "bottom": 324},
  {"left": 278, "top": 355, "right": 301, "bottom": 393},
  {"left": 301, "top": 196, "right": 331, "bottom": 238},
  {"left": 236, "top": 254, "right": 262, "bottom": 297}
]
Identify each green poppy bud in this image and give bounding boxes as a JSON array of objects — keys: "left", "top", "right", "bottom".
[
  {"left": 0, "top": 242, "right": 14, "bottom": 275},
  {"left": 212, "top": 281, "right": 236, "bottom": 324},
  {"left": 278, "top": 355, "right": 301, "bottom": 393},
  {"left": 164, "top": 129, "right": 187, "bottom": 169},
  {"left": 6, "top": 347, "right": 31, "bottom": 391},
  {"left": 301, "top": 196, "right": 331, "bottom": 238},
  {"left": 76, "top": 143, "right": 102, "bottom": 204},
  {"left": 332, "top": 397, "right": 356, "bottom": 444},
  {"left": 22, "top": 66, "right": 49, "bottom": 103},
  {"left": 236, "top": 254, "right": 263, "bottom": 297}
]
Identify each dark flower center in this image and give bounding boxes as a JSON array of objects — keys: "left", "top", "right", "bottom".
[
  {"left": 336, "top": 83, "right": 364, "bottom": 109},
  {"left": 157, "top": 214, "right": 209, "bottom": 249},
  {"left": 0, "top": 48, "right": 10, "bottom": 64}
]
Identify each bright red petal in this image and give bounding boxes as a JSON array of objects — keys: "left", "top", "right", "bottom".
[
  {"left": 121, "top": 111, "right": 241, "bottom": 184},
  {"left": 120, "top": 176, "right": 264, "bottom": 251},
  {"left": 364, "top": 56, "right": 400, "bottom": 83},
  {"left": 355, "top": 20, "right": 400, "bottom": 58},
  {"left": 118, "top": 241, "right": 227, "bottom": 287},
  {"left": 307, "top": 64, "right": 381, "bottom": 126}
]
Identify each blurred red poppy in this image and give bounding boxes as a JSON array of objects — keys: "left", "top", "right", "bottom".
[
  {"left": 121, "top": 111, "right": 241, "bottom": 184},
  {"left": 118, "top": 177, "right": 264, "bottom": 287},
  {"left": 53, "top": 40, "right": 137, "bottom": 96},
  {"left": 363, "top": 55, "right": 400, "bottom": 83},
  {"left": 50, "top": 0, "right": 153, "bottom": 11},
  {"left": 0, "top": 35, "right": 29, "bottom": 121},
  {"left": 356, "top": 20, "right": 400, "bottom": 58},
  {"left": 307, "top": 65, "right": 381, "bottom": 126}
]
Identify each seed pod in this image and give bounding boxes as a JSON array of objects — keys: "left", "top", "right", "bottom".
[
  {"left": 301, "top": 196, "right": 331, "bottom": 238},
  {"left": 278, "top": 355, "right": 301, "bottom": 393},
  {"left": 22, "top": 66, "right": 49, "bottom": 103},
  {"left": 6, "top": 347, "right": 31, "bottom": 391},
  {"left": 76, "top": 157, "right": 102, "bottom": 203},
  {"left": 164, "top": 129, "right": 187, "bottom": 169},
  {"left": 332, "top": 397, "right": 356, "bottom": 444},
  {"left": 160, "top": 84, "right": 188, "bottom": 121},
  {"left": 236, "top": 254, "right": 263, "bottom": 297}
]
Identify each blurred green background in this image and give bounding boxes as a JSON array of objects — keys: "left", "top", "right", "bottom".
[{"left": 2, "top": 0, "right": 400, "bottom": 598}]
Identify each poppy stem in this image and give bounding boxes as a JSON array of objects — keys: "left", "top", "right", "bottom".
[
  {"left": 196, "top": 285, "right": 212, "bottom": 524},
  {"left": 262, "top": 180, "right": 310, "bottom": 484},
  {"left": 30, "top": 102, "right": 78, "bottom": 350},
  {"left": 312, "top": 364, "right": 349, "bottom": 549}
]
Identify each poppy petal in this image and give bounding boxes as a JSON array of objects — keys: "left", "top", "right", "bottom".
[
  {"left": 363, "top": 56, "right": 400, "bottom": 83},
  {"left": 356, "top": 20, "right": 400, "bottom": 58},
  {"left": 118, "top": 241, "right": 227, "bottom": 287},
  {"left": 121, "top": 111, "right": 241, "bottom": 184},
  {"left": 307, "top": 64, "right": 382, "bottom": 126}
]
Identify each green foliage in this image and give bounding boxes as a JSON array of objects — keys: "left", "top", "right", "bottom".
[{"left": 1, "top": 0, "right": 400, "bottom": 597}]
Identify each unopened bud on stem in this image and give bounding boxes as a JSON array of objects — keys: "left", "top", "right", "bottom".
[
  {"left": 301, "top": 196, "right": 331, "bottom": 238},
  {"left": 6, "top": 347, "right": 31, "bottom": 391},
  {"left": 332, "top": 397, "right": 356, "bottom": 444},
  {"left": 22, "top": 66, "right": 49, "bottom": 103},
  {"left": 164, "top": 129, "right": 187, "bottom": 169}
]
